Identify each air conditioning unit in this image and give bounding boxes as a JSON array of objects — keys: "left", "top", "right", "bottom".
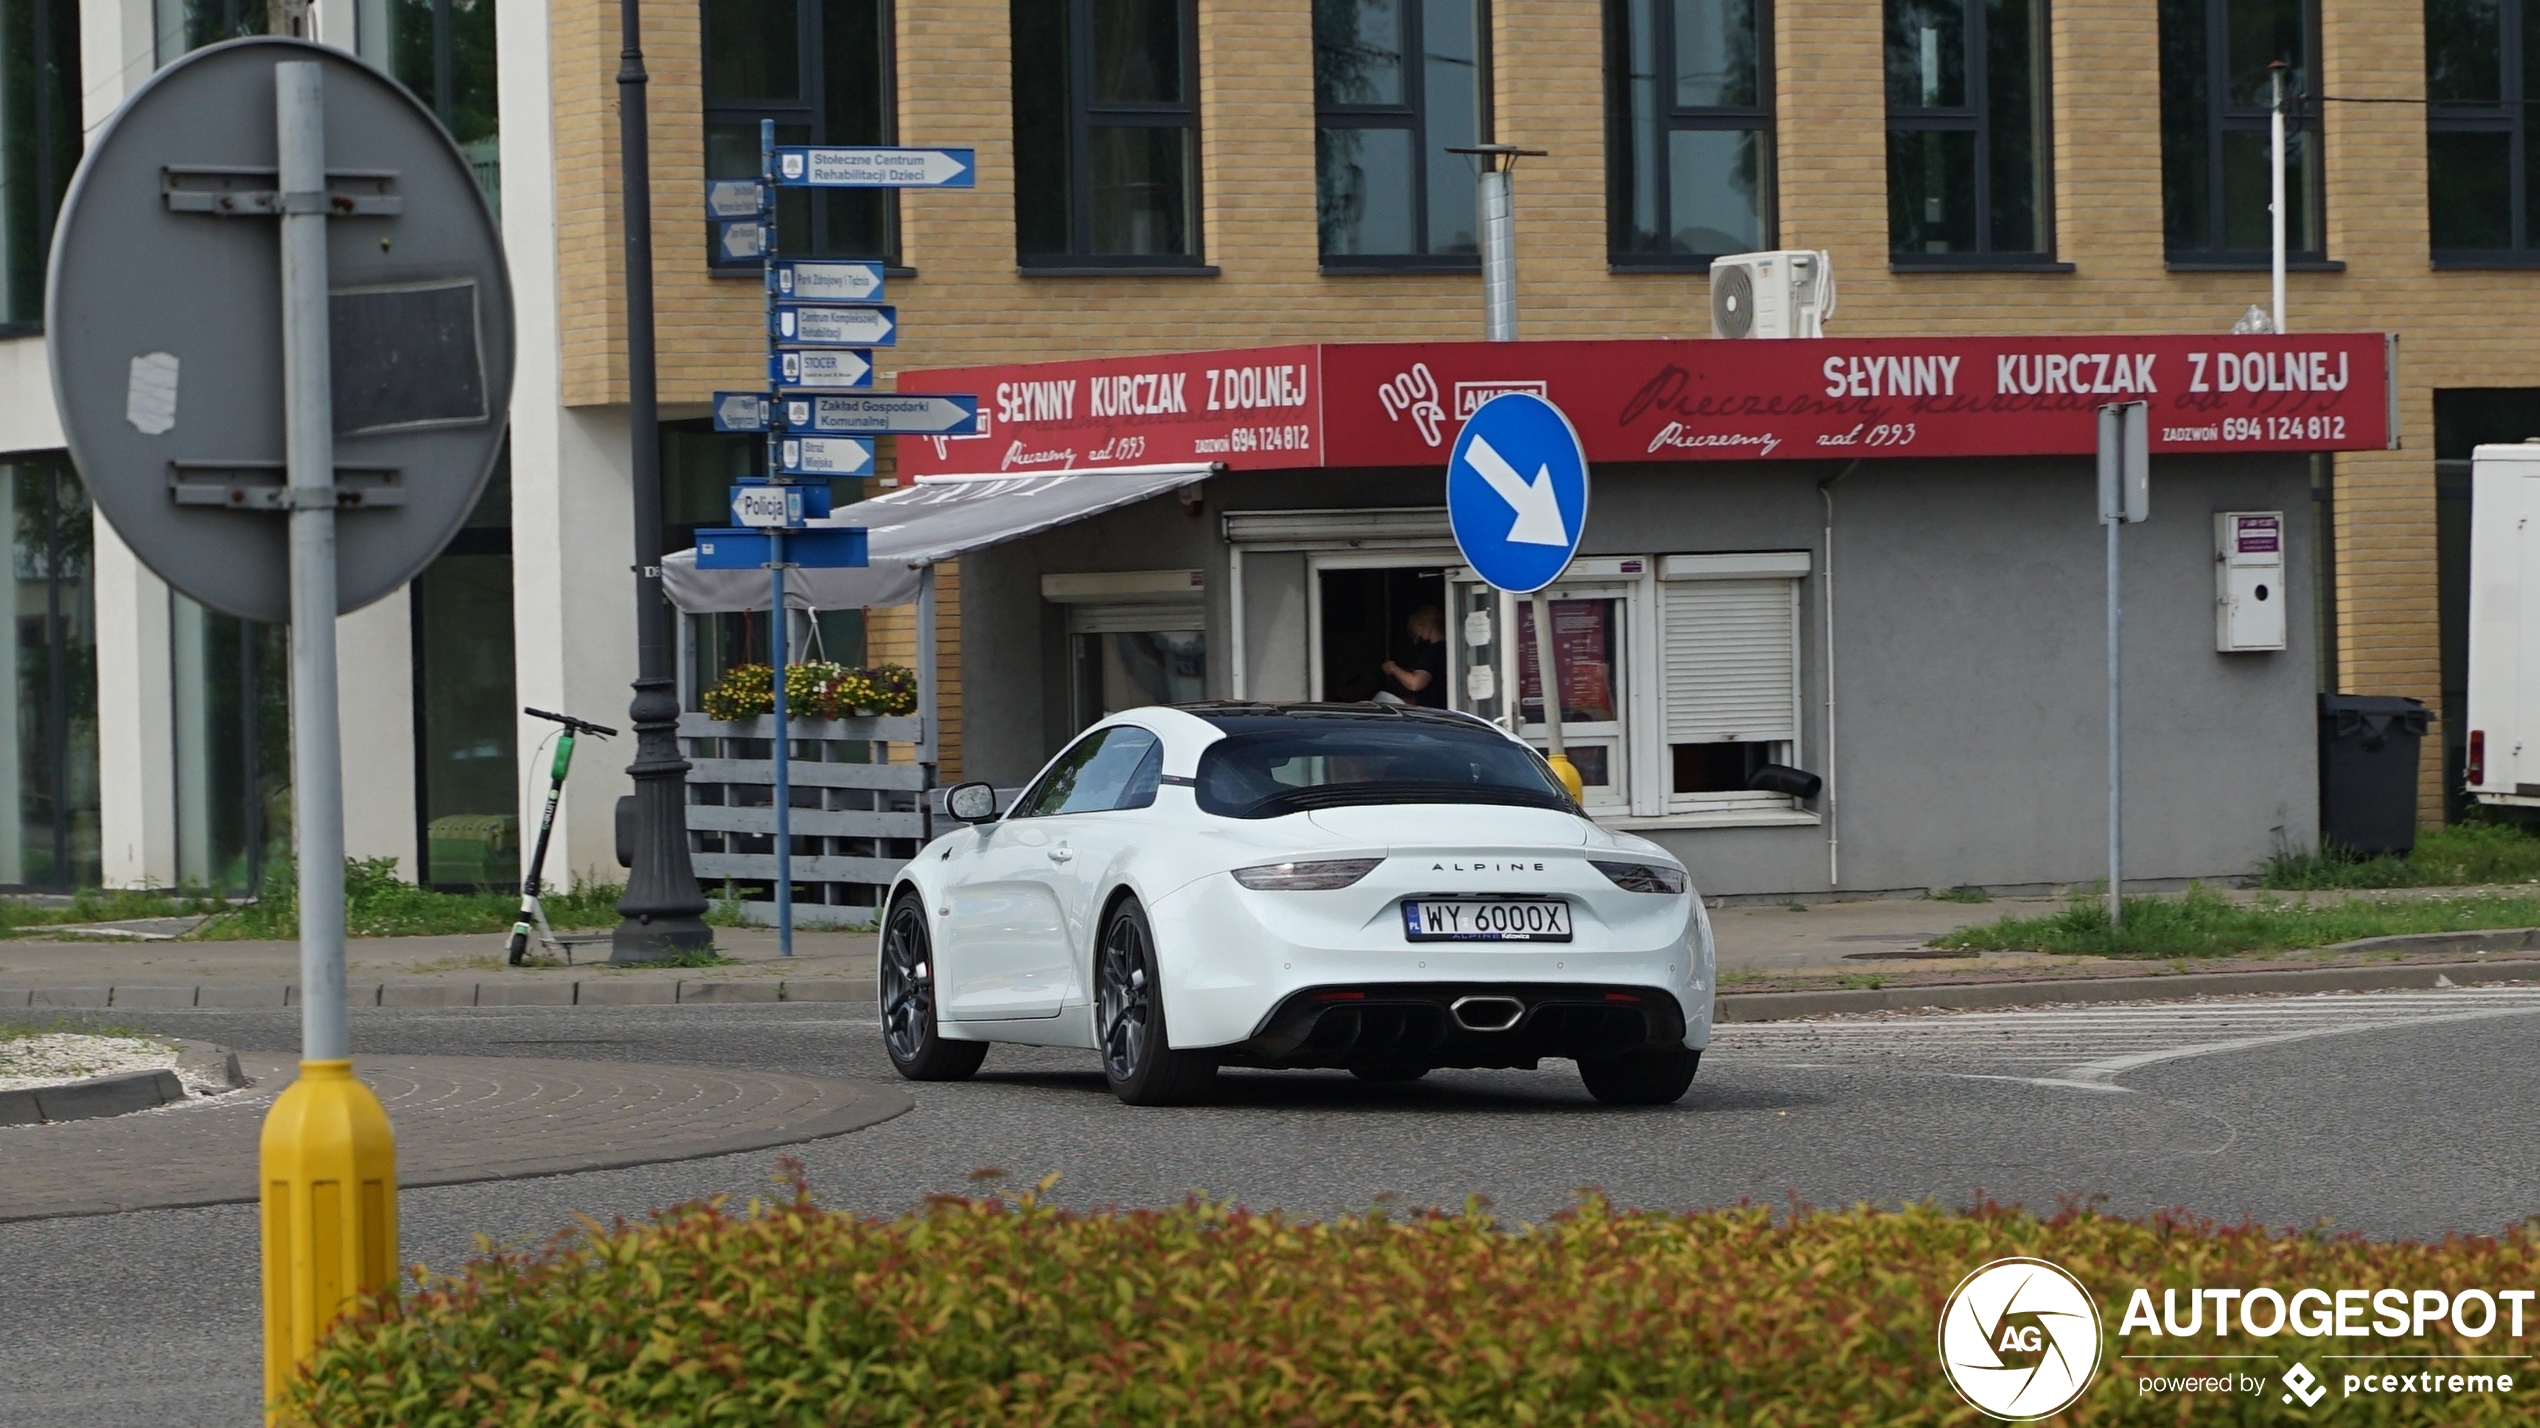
[{"left": 1709, "top": 250, "right": 1835, "bottom": 339}]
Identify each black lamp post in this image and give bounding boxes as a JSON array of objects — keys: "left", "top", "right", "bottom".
[{"left": 611, "top": 0, "right": 713, "bottom": 961}]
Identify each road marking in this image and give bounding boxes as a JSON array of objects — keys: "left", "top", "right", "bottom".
[{"left": 1711, "top": 987, "right": 2540, "bottom": 1092}]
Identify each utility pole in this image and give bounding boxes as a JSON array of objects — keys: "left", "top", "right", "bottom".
[
  {"left": 2270, "top": 59, "right": 2288, "bottom": 335},
  {"left": 1452, "top": 142, "right": 1579, "bottom": 801},
  {"left": 611, "top": 0, "right": 712, "bottom": 961},
  {"left": 2098, "top": 402, "right": 2148, "bottom": 927}
]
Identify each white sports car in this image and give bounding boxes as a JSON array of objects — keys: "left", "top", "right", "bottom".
[{"left": 879, "top": 702, "right": 1715, "bottom": 1106}]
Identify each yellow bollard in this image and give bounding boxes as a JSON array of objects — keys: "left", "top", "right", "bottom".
[
  {"left": 260, "top": 1059, "right": 397, "bottom": 1424},
  {"left": 1545, "top": 751, "right": 1585, "bottom": 803}
]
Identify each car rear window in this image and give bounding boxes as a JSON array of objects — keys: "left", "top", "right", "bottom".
[{"left": 1193, "top": 721, "right": 1574, "bottom": 819}]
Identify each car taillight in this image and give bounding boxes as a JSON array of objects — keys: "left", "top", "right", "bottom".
[
  {"left": 2469, "top": 730, "right": 2486, "bottom": 786},
  {"left": 1590, "top": 859, "right": 1686, "bottom": 894},
  {"left": 1232, "top": 858, "right": 1382, "bottom": 890}
]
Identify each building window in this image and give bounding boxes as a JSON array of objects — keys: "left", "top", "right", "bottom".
[
  {"left": 154, "top": 0, "right": 267, "bottom": 61},
  {"left": 1605, "top": 0, "right": 1774, "bottom": 267},
  {"left": 0, "top": 455, "right": 97, "bottom": 888},
  {"left": 172, "top": 594, "right": 289, "bottom": 895},
  {"left": 0, "top": 0, "right": 81, "bottom": 332},
  {"left": 1884, "top": 0, "right": 2051, "bottom": 264},
  {"left": 2427, "top": 0, "right": 2539, "bottom": 259},
  {"left": 2158, "top": 0, "right": 2321, "bottom": 262},
  {"left": 1314, "top": 0, "right": 1488, "bottom": 267},
  {"left": 358, "top": 0, "right": 501, "bottom": 217},
  {"left": 1012, "top": 0, "right": 1202, "bottom": 266},
  {"left": 411, "top": 462, "right": 517, "bottom": 891},
  {"left": 701, "top": 0, "right": 894, "bottom": 271}
]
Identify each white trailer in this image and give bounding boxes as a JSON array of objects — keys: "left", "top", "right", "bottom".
[{"left": 2467, "top": 443, "right": 2540, "bottom": 806}]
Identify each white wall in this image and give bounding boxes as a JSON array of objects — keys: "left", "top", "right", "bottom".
[{"left": 500, "top": 0, "right": 636, "bottom": 891}]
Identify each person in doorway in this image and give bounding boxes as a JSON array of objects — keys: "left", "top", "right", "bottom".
[{"left": 1378, "top": 606, "right": 1449, "bottom": 709}]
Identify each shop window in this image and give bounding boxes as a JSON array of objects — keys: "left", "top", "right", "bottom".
[
  {"left": 0, "top": 455, "right": 96, "bottom": 888},
  {"left": 701, "top": 0, "right": 894, "bottom": 270},
  {"left": 1445, "top": 552, "right": 1807, "bottom": 822},
  {"left": 0, "top": 0, "right": 81, "bottom": 332},
  {"left": 2427, "top": 0, "right": 2540, "bottom": 261},
  {"left": 411, "top": 462, "right": 517, "bottom": 891},
  {"left": 1605, "top": 0, "right": 1774, "bottom": 268},
  {"left": 1884, "top": 0, "right": 2053, "bottom": 265},
  {"left": 1050, "top": 577, "right": 1205, "bottom": 729},
  {"left": 2158, "top": 0, "right": 2322, "bottom": 264},
  {"left": 358, "top": 0, "right": 501, "bottom": 217},
  {"left": 1011, "top": 0, "right": 1203, "bottom": 267},
  {"left": 1314, "top": 0, "right": 1489, "bottom": 268}
]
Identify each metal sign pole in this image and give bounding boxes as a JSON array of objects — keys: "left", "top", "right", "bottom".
[
  {"left": 2097, "top": 402, "right": 2148, "bottom": 928},
  {"left": 758, "top": 119, "right": 796, "bottom": 958}
]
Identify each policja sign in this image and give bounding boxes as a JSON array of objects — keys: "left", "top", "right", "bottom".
[
  {"left": 1448, "top": 392, "right": 1590, "bottom": 799},
  {"left": 45, "top": 38, "right": 515, "bottom": 1413}
]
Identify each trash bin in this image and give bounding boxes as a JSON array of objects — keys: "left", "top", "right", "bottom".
[{"left": 2317, "top": 694, "right": 2433, "bottom": 857}]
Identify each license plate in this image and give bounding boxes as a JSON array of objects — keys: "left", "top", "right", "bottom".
[{"left": 1402, "top": 899, "right": 1572, "bottom": 942}]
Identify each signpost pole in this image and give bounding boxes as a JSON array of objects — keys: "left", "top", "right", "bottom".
[
  {"left": 261, "top": 59, "right": 398, "bottom": 1416},
  {"left": 770, "top": 531, "right": 793, "bottom": 956},
  {"left": 2097, "top": 402, "right": 2148, "bottom": 928},
  {"left": 611, "top": 0, "right": 713, "bottom": 963}
]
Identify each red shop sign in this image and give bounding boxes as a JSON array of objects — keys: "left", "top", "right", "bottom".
[{"left": 896, "top": 333, "right": 2393, "bottom": 478}]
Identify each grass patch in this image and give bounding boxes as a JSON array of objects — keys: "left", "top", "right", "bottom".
[
  {"left": 191, "top": 859, "right": 627, "bottom": 941},
  {"left": 0, "top": 885, "right": 233, "bottom": 935},
  {"left": 1836, "top": 972, "right": 1887, "bottom": 990},
  {"left": 2264, "top": 819, "right": 2540, "bottom": 890},
  {"left": 287, "top": 1178, "right": 2540, "bottom": 1427},
  {"left": 1933, "top": 882, "right": 2540, "bottom": 958},
  {"left": 1926, "top": 884, "right": 1992, "bottom": 903}
]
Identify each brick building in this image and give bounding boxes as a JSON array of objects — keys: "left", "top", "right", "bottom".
[{"left": 0, "top": 0, "right": 2520, "bottom": 896}]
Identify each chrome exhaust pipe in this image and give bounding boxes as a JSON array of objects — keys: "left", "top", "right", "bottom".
[{"left": 1449, "top": 995, "right": 1524, "bottom": 1032}]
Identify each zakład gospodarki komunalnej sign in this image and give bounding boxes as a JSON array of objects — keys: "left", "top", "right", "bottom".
[{"left": 894, "top": 334, "right": 2395, "bottom": 478}]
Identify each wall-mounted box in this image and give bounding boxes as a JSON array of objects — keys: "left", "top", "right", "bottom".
[{"left": 2216, "top": 512, "right": 2286, "bottom": 652}]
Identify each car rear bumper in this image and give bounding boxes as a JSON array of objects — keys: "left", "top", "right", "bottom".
[{"left": 1227, "top": 982, "right": 1691, "bottom": 1071}]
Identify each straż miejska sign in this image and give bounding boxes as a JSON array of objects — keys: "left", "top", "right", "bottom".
[{"left": 895, "top": 334, "right": 2394, "bottom": 478}]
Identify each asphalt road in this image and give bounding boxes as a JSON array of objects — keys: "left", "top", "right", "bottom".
[{"left": 6, "top": 987, "right": 2539, "bottom": 1426}]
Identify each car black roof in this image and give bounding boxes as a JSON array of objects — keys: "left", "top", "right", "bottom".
[{"left": 1174, "top": 701, "right": 1502, "bottom": 735}]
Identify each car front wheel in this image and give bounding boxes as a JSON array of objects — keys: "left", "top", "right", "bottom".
[
  {"left": 1096, "top": 897, "right": 1216, "bottom": 1105},
  {"left": 1578, "top": 1046, "right": 1700, "bottom": 1105},
  {"left": 879, "top": 893, "right": 987, "bottom": 1082}
]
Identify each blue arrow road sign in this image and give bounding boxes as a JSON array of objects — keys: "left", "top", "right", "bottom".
[
  {"left": 696, "top": 525, "right": 869, "bottom": 570},
  {"left": 773, "top": 303, "right": 896, "bottom": 347},
  {"left": 712, "top": 391, "right": 771, "bottom": 433},
  {"left": 773, "top": 146, "right": 975, "bottom": 188},
  {"left": 1446, "top": 392, "right": 1589, "bottom": 594},
  {"left": 705, "top": 179, "right": 762, "bottom": 217},
  {"left": 772, "top": 259, "right": 884, "bottom": 303},
  {"left": 771, "top": 348, "right": 874, "bottom": 388},
  {"left": 776, "top": 436, "right": 875, "bottom": 477},
  {"left": 780, "top": 392, "right": 978, "bottom": 436}
]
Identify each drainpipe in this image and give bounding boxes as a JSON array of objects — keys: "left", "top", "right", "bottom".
[{"left": 1818, "top": 460, "right": 1860, "bottom": 889}]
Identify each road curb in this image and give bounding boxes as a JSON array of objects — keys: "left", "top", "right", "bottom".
[
  {"left": 1717, "top": 958, "right": 2540, "bottom": 1020},
  {"left": 0, "top": 978, "right": 873, "bottom": 1009},
  {"left": 0, "top": 1068, "right": 186, "bottom": 1126}
]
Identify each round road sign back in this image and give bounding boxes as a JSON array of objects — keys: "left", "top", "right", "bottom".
[{"left": 47, "top": 37, "right": 514, "bottom": 622}]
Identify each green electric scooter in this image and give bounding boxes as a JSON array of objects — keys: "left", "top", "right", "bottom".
[{"left": 507, "top": 706, "right": 619, "bottom": 966}]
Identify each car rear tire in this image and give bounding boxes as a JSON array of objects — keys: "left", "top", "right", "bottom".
[
  {"left": 879, "top": 893, "right": 987, "bottom": 1082},
  {"left": 1578, "top": 1047, "right": 1700, "bottom": 1105},
  {"left": 1097, "top": 897, "right": 1216, "bottom": 1106}
]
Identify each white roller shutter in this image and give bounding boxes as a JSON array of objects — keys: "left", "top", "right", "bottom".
[{"left": 1661, "top": 578, "right": 1798, "bottom": 743}]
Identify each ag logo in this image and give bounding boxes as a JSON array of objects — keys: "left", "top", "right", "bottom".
[{"left": 1938, "top": 1258, "right": 2102, "bottom": 1420}]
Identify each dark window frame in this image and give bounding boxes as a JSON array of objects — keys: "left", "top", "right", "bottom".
[
  {"left": 1884, "top": 0, "right": 2060, "bottom": 269},
  {"left": 700, "top": 0, "right": 899, "bottom": 273},
  {"left": 1013, "top": 0, "right": 1207, "bottom": 269},
  {"left": 1602, "top": 0, "right": 1778, "bottom": 271},
  {"left": 2159, "top": 0, "right": 2326, "bottom": 264},
  {"left": 1315, "top": 0, "right": 1495, "bottom": 273},
  {"left": 1, "top": 0, "right": 81, "bottom": 336},
  {"left": 2427, "top": 0, "right": 2539, "bottom": 263}
]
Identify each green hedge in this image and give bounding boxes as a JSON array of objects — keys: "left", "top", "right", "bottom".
[{"left": 288, "top": 1179, "right": 2540, "bottom": 1425}]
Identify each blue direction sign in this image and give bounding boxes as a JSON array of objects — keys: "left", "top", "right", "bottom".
[
  {"left": 695, "top": 525, "right": 869, "bottom": 570},
  {"left": 711, "top": 391, "right": 771, "bottom": 433},
  {"left": 772, "top": 259, "right": 884, "bottom": 303},
  {"left": 1446, "top": 392, "right": 1589, "bottom": 594},
  {"left": 776, "top": 435, "right": 875, "bottom": 477},
  {"left": 773, "top": 146, "right": 975, "bottom": 188},
  {"left": 773, "top": 303, "right": 897, "bottom": 347},
  {"left": 780, "top": 392, "right": 978, "bottom": 436},
  {"left": 771, "top": 348, "right": 874, "bottom": 388}
]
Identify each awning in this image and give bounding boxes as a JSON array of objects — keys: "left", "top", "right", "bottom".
[{"left": 661, "top": 463, "right": 1217, "bottom": 614}]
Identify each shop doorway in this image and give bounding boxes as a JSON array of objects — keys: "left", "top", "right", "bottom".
[{"left": 1315, "top": 564, "right": 1447, "bottom": 704}]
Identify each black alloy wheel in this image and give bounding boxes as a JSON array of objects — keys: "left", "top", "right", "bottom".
[
  {"left": 1095, "top": 897, "right": 1217, "bottom": 1105},
  {"left": 1578, "top": 1046, "right": 1701, "bottom": 1105},
  {"left": 879, "top": 893, "right": 986, "bottom": 1081}
]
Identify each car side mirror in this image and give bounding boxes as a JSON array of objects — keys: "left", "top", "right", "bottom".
[{"left": 945, "top": 781, "right": 999, "bottom": 823}]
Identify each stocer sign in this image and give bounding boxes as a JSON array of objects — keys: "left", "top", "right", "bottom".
[{"left": 897, "top": 333, "right": 2396, "bottom": 479}]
